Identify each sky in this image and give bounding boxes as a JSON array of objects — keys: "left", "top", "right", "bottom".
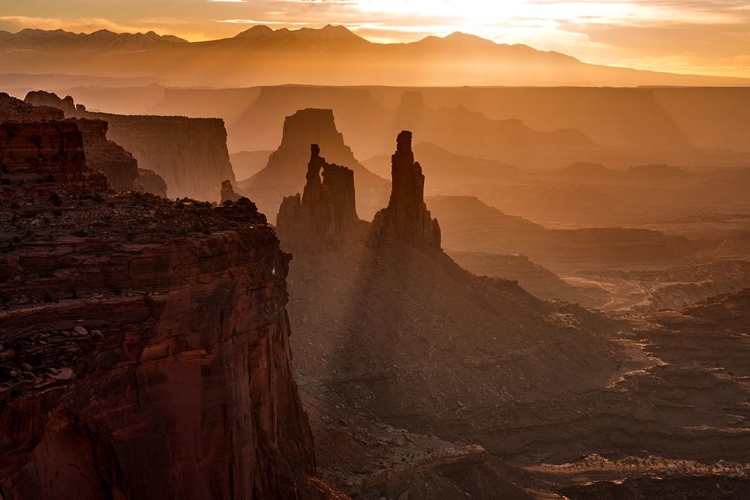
[{"left": 1, "top": 0, "right": 749, "bottom": 77}]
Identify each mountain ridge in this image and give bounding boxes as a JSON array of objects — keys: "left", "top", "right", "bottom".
[{"left": 1, "top": 25, "right": 747, "bottom": 87}]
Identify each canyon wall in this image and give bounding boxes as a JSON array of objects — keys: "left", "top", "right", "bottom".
[
  {"left": 25, "top": 91, "right": 232, "bottom": 201},
  {"left": 0, "top": 118, "right": 336, "bottom": 499},
  {"left": 0, "top": 119, "right": 110, "bottom": 197},
  {"left": 94, "top": 112, "right": 236, "bottom": 201}
]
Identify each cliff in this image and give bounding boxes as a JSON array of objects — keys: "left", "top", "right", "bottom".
[
  {"left": 0, "top": 120, "right": 110, "bottom": 197},
  {"left": 24, "top": 91, "right": 231, "bottom": 201},
  {"left": 370, "top": 131, "right": 441, "bottom": 249},
  {"left": 0, "top": 119, "right": 340, "bottom": 499},
  {"left": 239, "top": 108, "right": 389, "bottom": 221},
  {"left": 137, "top": 168, "right": 168, "bottom": 197},
  {"left": 1, "top": 92, "right": 63, "bottom": 122},
  {"left": 73, "top": 118, "right": 141, "bottom": 193},
  {"left": 17, "top": 92, "right": 168, "bottom": 195},
  {"left": 276, "top": 144, "right": 361, "bottom": 250},
  {"left": 91, "top": 112, "right": 236, "bottom": 201}
]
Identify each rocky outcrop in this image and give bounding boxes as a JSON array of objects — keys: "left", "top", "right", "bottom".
[
  {"left": 1, "top": 92, "right": 63, "bottom": 122},
  {"left": 136, "top": 168, "right": 168, "bottom": 197},
  {"left": 93, "top": 113, "right": 236, "bottom": 201},
  {"left": 73, "top": 118, "right": 140, "bottom": 192},
  {"left": 240, "top": 108, "right": 389, "bottom": 221},
  {"left": 25, "top": 90, "right": 78, "bottom": 115},
  {"left": 24, "top": 91, "right": 235, "bottom": 201},
  {"left": 0, "top": 120, "right": 339, "bottom": 499},
  {"left": 221, "top": 179, "right": 240, "bottom": 203},
  {"left": 0, "top": 120, "right": 110, "bottom": 198},
  {"left": 370, "top": 131, "right": 441, "bottom": 249},
  {"left": 276, "top": 144, "right": 359, "bottom": 249},
  {"left": 15, "top": 92, "right": 141, "bottom": 193}
]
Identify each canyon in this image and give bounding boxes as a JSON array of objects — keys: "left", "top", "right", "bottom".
[
  {"left": 3, "top": 76, "right": 749, "bottom": 499},
  {"left": 24, "top": 91, "right": 235, "bottom": 201},
  {"left": 0, "top": 112, "right": 341, "bottom": 499}
]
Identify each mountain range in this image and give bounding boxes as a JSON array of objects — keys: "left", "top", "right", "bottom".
[{"left": 1, "top": 25, "right": 748, "bottom": 87}]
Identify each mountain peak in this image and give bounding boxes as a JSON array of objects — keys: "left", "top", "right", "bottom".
[{"left": 235, "top": 25, "right": 274, "bottom": 38}]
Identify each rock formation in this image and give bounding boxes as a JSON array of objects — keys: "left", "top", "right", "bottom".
[
  {"left": 240, "top": 108, "right": 389, "bottom": 221},
  {"left": 73, "top": 117, "right": 142, "bottom": 192},
  {"left": 0, "top": 119, "right": 340, "bottom": 499},
  {"left": 24, "top": 91, "right": 235, "bottom": 201},
  {"left": 25, "top": 90, "right": 77, "bottom": 115},
  {"left": 14, "top": 92, "right": 167, "bottom": 194},
  {"left": 220, "top": 179, "right": 240, "bottom": 203},
  {"left": 1, "top": 92, "right": 63, "bottom": 122},
  {"left": 95, "top": 113, "right": 236, "bottom": 201},
  {"left": 276, "top": 144, "right": 359, "bottom": 249},
  {"left": 136, "top": 168, "right": 168, "bottom": 197},
  {"left": 0, "top": 120, "right": 110, "bottom": 197},
  {"left": 370, "top": 131, "right": 441, "bottom": 249}
]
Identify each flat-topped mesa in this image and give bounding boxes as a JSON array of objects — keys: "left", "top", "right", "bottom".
[
  {"left": 241, "top": 108, "right": 390, "bottom": 221},
  {"left": 276, "top": 144, "right": 359, "bottom": 249},
  {"left": 25, "top": 90, "right": 80, "bottom": 115},
  {"left": 370, "top": 131, "right": 441, "bottom": 249}
]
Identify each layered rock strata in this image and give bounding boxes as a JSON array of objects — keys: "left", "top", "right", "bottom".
[
  {"left": 95, "top": 113, "right": 236, "bottom": 201},
  {"left": 0, "top": 119, "right": 335, "bottom": 499},
  {"left": 0, "top": 120, "right": 110, "bottom": 197},
  {"left": 73, "top": 117, "right": 141, "bottom": 192},
  {"left": 370, "top": 131, "right": 441, "bottom": 249},
  {"left": 12, "top": 92, "right": 159, "bottom": 194},
  {"left": 24, "top": 91, "right": 232, "bottom": 201},
  {"left": 276, "top": 144, "right": 359, "bottom": 250}
]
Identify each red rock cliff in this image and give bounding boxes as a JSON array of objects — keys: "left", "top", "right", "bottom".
[
  {"left": 86, "top": 113, "right": 236, "bottom": 202},
  {"left": 0, "top": 120, "right": 340, "bottom": 499},
  {"left": 0, "top": 120, "right": 110, "bottom": 197},
  {"left": 73, "top": 118, "right": 142, "bottom": 193},
  {"left": 24, "top": 91, "right": 230, "bottom": 201}
]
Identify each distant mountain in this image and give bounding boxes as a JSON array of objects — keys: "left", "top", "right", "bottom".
[{"left": 1, "top": 25, "right": 747, "bottom": 87}]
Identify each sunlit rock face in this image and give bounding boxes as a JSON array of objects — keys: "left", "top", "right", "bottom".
[
  {"left": 276, "top": 144, "right": 359, "bottom": 250},
  {"left": 370, "top": 131, "right": 441, "bottom": 249},
  {"left": 0, "top": 119, "right": 332, "bottom": 499}
]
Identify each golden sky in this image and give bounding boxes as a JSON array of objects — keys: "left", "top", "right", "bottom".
[{"left": 1, "top": 0, "right": 749, "bottom": 77}]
